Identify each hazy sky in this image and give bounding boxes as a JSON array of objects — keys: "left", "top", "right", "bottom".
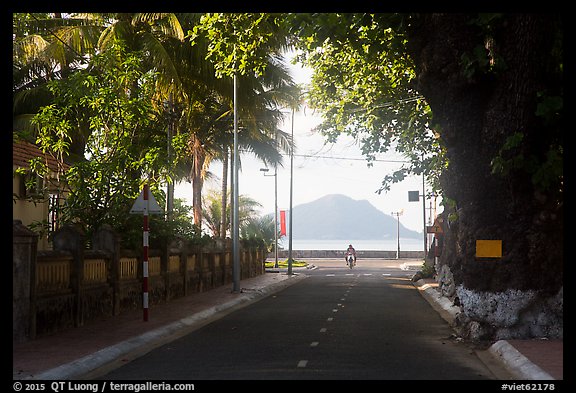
[{"left": 175, "top": 55, "right": 441, "bottom": 234}]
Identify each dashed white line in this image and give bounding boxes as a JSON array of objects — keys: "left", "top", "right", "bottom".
[
  {"left": 310, "top": 341, "right": 319, "bottom": 347},
  {"left": 327, "top": 317, "right": 333, "bottom": 322},
  {"left": 297, "top": 360, "right": 308, "bottom": 368},
  {"left": 320, "top": 327, "right": 327, "bottom": 333}
]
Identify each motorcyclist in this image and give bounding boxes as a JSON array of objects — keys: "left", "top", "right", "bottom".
[{"left": 345, "top": 244, "right": 357, "bottom": 266}]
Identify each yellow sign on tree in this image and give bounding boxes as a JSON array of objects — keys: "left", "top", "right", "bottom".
[{"left": 475, "top": 240, "right": 502, "bottom": 258}]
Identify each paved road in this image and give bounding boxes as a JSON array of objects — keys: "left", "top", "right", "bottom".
[{"left": 97, "top": 259, "right": 500, "bottom": 380}]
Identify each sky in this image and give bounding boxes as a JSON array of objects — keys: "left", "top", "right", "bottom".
[{"left": 174, "top": 55, "right": 441, "bottom": 234}]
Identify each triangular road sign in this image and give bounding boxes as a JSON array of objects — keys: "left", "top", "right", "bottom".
[{"left": 130, "top": 188, "right": 163, "bottom": 214}]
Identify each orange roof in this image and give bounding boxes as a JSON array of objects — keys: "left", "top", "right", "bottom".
[{"left": 13, "top": 140, "right": 70, "bottom": 173}]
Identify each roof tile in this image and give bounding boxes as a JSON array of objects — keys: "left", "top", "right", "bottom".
[{"left": 13, "top": 140, "right": 70, "bottom": 173}]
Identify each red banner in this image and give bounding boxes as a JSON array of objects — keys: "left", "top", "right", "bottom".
[{"left": 279, "top": 210, "right": 286, "bottom": 236}]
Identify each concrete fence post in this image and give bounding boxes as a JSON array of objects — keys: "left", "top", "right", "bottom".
[
  {"left": 92, "top": 225, "right": 121, "bottom": 315},
  {"left": 52, "top": 225, "right": 85, "bottom": 327},
  {"left": 13, "top": 220, "right": 38, "bottom": 343}
]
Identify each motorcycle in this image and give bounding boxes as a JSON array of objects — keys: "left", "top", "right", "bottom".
[{"left": 346, "top": 253, "right": 355, "bottom": 269}]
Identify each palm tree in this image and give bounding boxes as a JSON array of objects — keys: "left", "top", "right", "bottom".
[
  {"left": 202, "top": 188, "right": 225, "bottom": 237},
  {"left": 169, "top": 43, "right": 297, "bottom": 231},
  {"left": 202, "top": 188, "right": 263, "bottom": 238},
  {"left": 241, "top": 213, "right": 276, "bottom": 253},
  {"left": 13, "top": 13, "right": 105, "bottom": 160},
  {"left": 215, "top": 55, "right": 299, "bottom": 238}
]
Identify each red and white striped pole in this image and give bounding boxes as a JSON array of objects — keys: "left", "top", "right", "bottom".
[
  {"left": 142, "top": 183, "right": 149, "bottom": 322},
  {"left": 434, "top": 235, "right": 439, "bottom": 271}
]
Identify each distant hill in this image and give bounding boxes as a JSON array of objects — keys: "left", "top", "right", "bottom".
[{"left": 290, "top": 194, "right": 421, "bottom": 240}]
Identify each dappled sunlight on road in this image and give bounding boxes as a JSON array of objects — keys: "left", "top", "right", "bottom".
[{"left": 388, "top": 282, "right": 417, "bottom": 290}]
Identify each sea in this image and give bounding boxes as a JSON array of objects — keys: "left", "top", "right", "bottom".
[{"left": 277, "top": 237, "right": 425, "bottom": 251}]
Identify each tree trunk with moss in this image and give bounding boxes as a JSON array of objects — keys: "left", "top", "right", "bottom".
[{"left": 406, "top": 14, "right": 563, "bottom": 339}]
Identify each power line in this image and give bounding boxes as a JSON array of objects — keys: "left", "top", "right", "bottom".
[{"left": 289, "top": 153, "right": 409, "bottom": 163}]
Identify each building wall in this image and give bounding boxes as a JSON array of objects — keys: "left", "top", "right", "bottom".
[{"left": 12, "top": 174, "right": 51, "bottom": 250}]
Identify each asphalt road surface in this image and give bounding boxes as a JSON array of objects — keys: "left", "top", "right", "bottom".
[{"left": 98, "top": 259, "right": 499, "bottom": 380}]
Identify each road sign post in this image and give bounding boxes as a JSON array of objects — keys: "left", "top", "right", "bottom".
[{"left": 130, "top": 183, "right": 163, "bottom": 321}]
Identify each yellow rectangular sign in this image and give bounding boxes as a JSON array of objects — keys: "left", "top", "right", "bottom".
[{"left": 475, "top": 240, "right": 502, "bottom": 258}]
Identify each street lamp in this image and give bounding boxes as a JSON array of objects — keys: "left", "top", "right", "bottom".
[
  {"left": 391, "top": 209, "right": 404, "bottom": 259},
  {"left": 260, "top": 167, "right": 278, "bottom": 268},
  {"left": 285, "top": 89, "right": 306, "bottom": 276},
  {"left": 232, "top": 74, "right": 240, "bottom": 293},
  {"left": 287, "top": 106, "right": 295, "bottom": 276}
]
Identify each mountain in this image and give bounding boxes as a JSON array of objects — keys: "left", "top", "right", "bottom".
[{"left": 290, "top": 194, "right": 421, "bottom": 240}]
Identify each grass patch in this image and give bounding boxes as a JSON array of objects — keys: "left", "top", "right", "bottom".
[{"left": 265, "top": 259, "right": 307, "bottom": 268}]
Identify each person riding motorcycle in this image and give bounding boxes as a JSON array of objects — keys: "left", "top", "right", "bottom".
[{"left": 345, "top": 244, "right": 357, "bottom": 266}]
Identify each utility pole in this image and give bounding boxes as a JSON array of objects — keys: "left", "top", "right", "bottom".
[
  {"left": 287, "top": 107, "right": 294, "bottom": 276},
  {"left": 232, "top": 74, "right": 240, "bottom": 292},
  {"left": 422, "top": 170, "right": 427, "bottom": 259},
  {"left": 260, "top": 167, "right": 278, "bottom": 268},
  {"left": 391, "top": 209, "right": 403, "bottom": 259},
  {"left": 166, "top": 92, "right": 175, "bottom": 221}
]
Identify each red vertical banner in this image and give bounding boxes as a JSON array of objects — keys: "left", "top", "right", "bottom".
[{"left": 279, "top": 210, "right": 286, "bottom": 236}]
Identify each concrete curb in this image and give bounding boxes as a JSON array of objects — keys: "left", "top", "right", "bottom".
[
  {"left": 488, "top": 340, "right": 555, "bottom": 380},
  {"left": 27, "top": 273, "right": 307, "bottom": 380},
  {"left": 413, "top": 279, "right": 461, "bottom": 326}
]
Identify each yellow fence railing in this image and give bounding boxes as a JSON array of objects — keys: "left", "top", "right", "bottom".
[
  {"left": 83, "top": 258, "right": 107, "bottom": 284},
  {"left": 119, "top": 257, "right": 138, "bottom": 280},
  {"left": 168, "top": 255, "right": 180, "bottom": 273},
  {"left": 149, "top": 256, "right": 161, "bottom": 276},
  {"left": 36, "top": 258, "right": 71, "bottom": 293}
]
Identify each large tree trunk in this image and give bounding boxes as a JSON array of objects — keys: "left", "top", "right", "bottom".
[
  {"left": 406, "top": 14, "right": 563, "bottom": 340},
  {"left": 191, "top": 136, "right": 205, "bottom": 229}
]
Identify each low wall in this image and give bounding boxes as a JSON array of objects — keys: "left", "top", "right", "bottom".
[
  {"left": 272, "top": 249, "right": 425, "bottom": 259},
  {"left": 13, "top": 222, "right": 266, "bottom": 342}
]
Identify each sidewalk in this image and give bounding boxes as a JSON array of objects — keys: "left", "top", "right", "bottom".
[
  {"left": 13, "top": 272, "right": 306, "bottom": 380},
  {"left": 13, "top": 269, "right": 562, "bottom": 380}
]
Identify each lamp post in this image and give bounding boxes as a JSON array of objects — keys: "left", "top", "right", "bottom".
[
  {"left": 287, "top": 106, "right": 295, "bottom": 276},
  {"left": 391, "top": 209, "right": 404, "bottom": 259},
  {"left": 232, "top": 74, "right": 240, "bottom": 293},
  {"left": 285, "top": 90, "right": 306, "bottom": 276},
  {"left": 260, "top": 167, "right": 278, "bottom": 268}
]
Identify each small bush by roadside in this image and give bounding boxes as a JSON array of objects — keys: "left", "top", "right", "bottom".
[{"left": 265, "top": 259, "right": 307, "bottom": 268}]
